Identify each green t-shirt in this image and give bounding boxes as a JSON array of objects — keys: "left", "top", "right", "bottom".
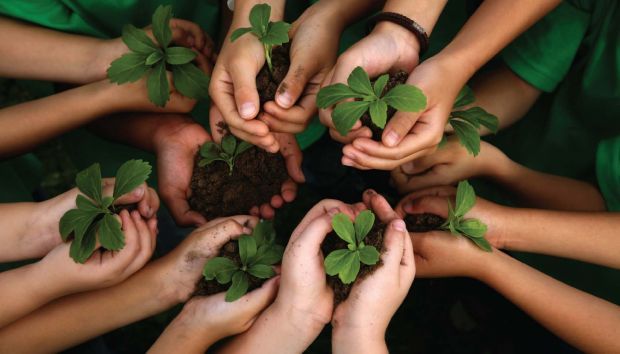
[{"left": 597, "top": 137, "right": 620, "bottom": 211}]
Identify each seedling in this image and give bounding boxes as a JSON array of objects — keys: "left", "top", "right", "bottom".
[
  {"left": 198, "top": 135, "right": 253, "bottom": 175},
  {"left": 324, "top": 210, "right": 381, "bottom": 284},
  {"left": 441, "top": 180, "right": 492, "bottom": 252},
  {"left": 107, "top": 5, "right": 210, "bottom": 107},
  {"left": 230, "top": 3, "right": 291, "bottom": 74},
  {"left": 443, "top": 86, "right": 499, "bottom": 156},
  {"left": 59, "top": 160, "right": 152, "bottom": 263},
  {"left": 203, "top": 220, "right": 284, "bottom": 302},
  {"left": 316, "top": 67, "right": 427, "bottom": 136}
]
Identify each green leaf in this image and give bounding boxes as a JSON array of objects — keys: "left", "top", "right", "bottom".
[
  {"left": 383, "top": 84, "right": 427, "bottom": 112},
  {"left": 200, "top": 142, "right": 220, "bottom": 157},
  {"left": 455, "top": 180, "right": 476, "bottom": 218},
  {"left": 453, "top": 86, "right": 475, "bottom": 109},
  {"left": 75, "top": 163, "right": 103, "bottom": 204},
  {"left": 359, "top": 245, "right": 380, "bottom": 265},
  {"left": 98, "top": 214, "right": 125, "bottom": 251},
  {"left": 145, "top": 50, "right": 164, "bottom": 66},
  {"left": 199, "top": 156, "right": 224, "bottom": 167},
  {"left": 226, "top": 271, "right": 249, "bottom": 302},
  {"left": 248, "top": 264, "right": 275, "bottom": 279},
  {"left": 121, "top": 24, "right": 159, "bottom": 54},
  {"left": 70, "top": 222, "right": 98, "bottom": 264},
  {"left": 332, "top": 100, "right": 370, "bottom": 136},
  {"left": 102, "top": 196, "right": 114, "bottom": 209},
  {"left": 331, "top": 213, "right": 355, "bottom": 244},
  {"left": 453, "top": 107, "right": 499, "bottom": 134},
  {"left": 221, "top": 135, "right": 237, "bottom": 155},
  {"left": 471, "top": 237, "right": 493, "bottom": 252},
  {"left": 152, "top": 5, "right": 173, "bottom": 48},
  {"left": 230, "top": 27, "right": 253, "bottom": 42},
  {"left": 147, "top": 60, "right": 169, "bottom": 107},
  {"left": 236, "top": 141, "right": 253, "bottom": 156},
  {"left": 59, "top": 208, "right": 102, "bottom": 242},
  {"left": 238, "top": 235, "right": 257, "bottom": 266},
  {"left": 324, "top": 249, "right": 352, "bottom": 276},
  {"left": 172, "top": 63, "right": 210, "bottom": 100},
  {"left": 373, "top": 74, "right": 389, "bottom": 97},
  {"left": 165, "top": 47, "right": 196, "bottom": 65},
  {"left": 261, "top": 21, "right": 290, "bottom": 46},
  {"left": 450, "top": 109, "right": 481, "bottom": 129},
  {"left": 457, "top": 219, "right": 488, "bottom": 239},
  {"left": 203, "top": 257, "right": 239, "bottom": 283},
  {"left": 354, "top": 210, "right": 375, "bottom": 243},
  {"left": 76, "top": 195, "right": 101, "bottom": 212},
  {"left": 252, "top": 220, "right": 275, "bottom": 246},
  {"left": 339, "top": 251, "right": 361, "bottom": 284},
  {"left": 316, "top": 84, "right": 359, "bottom": 108},
  {"left": 254, "top": 244, "right": 284, "bottom": 265},
  {"left": 347, "top": 67, "right": 374, "bottom": 96},
  {"left": 107, "top": 52, "right": 149, "bottom": 84},
  {"left": 368, "top": 99, "right": 388, "bottom": 129},
  {"left": 112, "top": 159, "right": 152, "bottom": 201},
  {"left": 450, "top": 119, "right": 480, "bottom": 156},
  {"left": 249, "top": 3, "right": 271, "bottom": 35}
]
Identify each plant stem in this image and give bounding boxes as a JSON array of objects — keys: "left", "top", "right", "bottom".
[{"left": 264, "top": 44, "right": 274, "bottom": 75}]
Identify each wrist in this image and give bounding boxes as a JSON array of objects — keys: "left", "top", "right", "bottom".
[
  {"left": 267, "top": 301, "right": 328, "bottom": 349},
  {"left": 373, "top": 21, "right": 421, "bottom": 63},
  {"left": 332, "top": 325, "right": 387, "bottom": 354},
  {"left": 88, "top": 39, "right": 127, "bottom": 83}
]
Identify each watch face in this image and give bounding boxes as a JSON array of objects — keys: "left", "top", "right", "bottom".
[{"left": 227, "top": 0, "right": 235, "bottom": 11}]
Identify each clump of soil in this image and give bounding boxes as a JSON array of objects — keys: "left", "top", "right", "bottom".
[
  {"left": 189, "top": 145, "right": 288, "bottom": 220},
  {"left": 405, "top": 213, "right": 446, "bottom": 232},
  {"left": 194, "top": 240, "right": 265, "bottom": 296},
  {"left": 321, "top": 222, "right": 386, "bottom": 304},
  {"left": 256, "top": 43, "right": 290, "bottom": 105},
  {"left": 361, "top": 71, "right": 409, "bottom": 140}
]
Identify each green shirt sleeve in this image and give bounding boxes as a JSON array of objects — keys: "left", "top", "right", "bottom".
[
  {"left": 596, "top": 137, "right": 620, "bottom": 211},
  {"left": 502, "top": 3, "right": 590, "bottom": 92}
]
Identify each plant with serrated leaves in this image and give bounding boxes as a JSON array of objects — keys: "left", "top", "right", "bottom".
[
  {"left": 443, "top": 86, "right": 499, "bottom": 156},
  {"left": 198, "top": 135, "right": 253, "bottom": 175},
  {"left": 107, "top": 5, "right": 210, "bottom": 107},
  {"left": 324, "top": 210, "right": 381, "bottom": 284},
  {"left": 59, "top": 160, "right": 152, "bottom": 263},
  {"left": 203, "top": 220, "right": 284, "bottom": 302},
  {"left": 230, "top": 3, "right": 290, "bottom": 75},
  {"left": 441, "top": 180, "right": 492, "bottom": 252},
  {"left": 316, "top": 67, "right": 427, "bottom": 137}
]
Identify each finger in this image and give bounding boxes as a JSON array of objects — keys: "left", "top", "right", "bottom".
[
  {"left": 290, "top": 202, "right": 358, "bottom": 243},
  {"left": 404, "top": 170, "right": 454, "bottom": 192},
  {"left": 201, "top": 215, "right": 258, "bottom": 231},
  {"left": 115, "top": 210, "right": 140, "bottom": 261},
  {"left": 401, "top": 185, "right": 457, "bottom": 201},
  {"left": 341, "top": 156, "right": 371, "bottom": 170},
  {"left": 277, "top": 134, "right": 305, "bottom": 183},
  {"left": 270, "top": 195, "right": 284, "bottom": 209},
  {"left": 350, "top": 136, "right": 438, "bottom": 162},
  {"left": 380, "top": 219, "right": 407, "bottom": 272},
  {"left": 193, "top": 51, "right": 213, "bottom": 76},
  {"left": 343, "top": 144, "right": 435, "bottom": 171},
  {"left": 400, "top": 230, "right": 416, "bottom": 287},
  {"left": 382, "top": 110, "right": 422, "bottom": 147},
  {"left": 403, "top": 196, "right": 451, "bottom": 218},
  {"left": 264, "top": 95, "right": 316, "bottom": 125},
  {"left": 229, "top": 60, "right": 261, "bottom": 119},
  {"left": 280, "top": 179, "right": 298, "bottom": 204},
  {"left": 259, "top": 112, "right": 306, "bottom": 134},
  {"left": 230, "top": 126, "right": 277, "bottom": 152},
  {"left": 106, "top": 182, "right": 146, "bottom": 205},
  {"left": 239, "top": 275, "right": 280, "bottom": 316},
  {"left": 138, "top": 187, "right": 160, "bottom": 220},
  {"left": 161, "top": 185, "right": 207, "bottom": 227},
  {"left": 125, "top": 211, "right": 152, "bottom": 271},
  {"left": 170, "top": 19, "right": 205, "bottom": 49},
  {"left": 275, "top": 61, "right": 315, "bottom": 109},
  {"left": 259, "top": 203, "right": 275, "bottom": 219},
  {"left": 364, "top": 190, "right": 400, "bottom": 223},
  {"left": 192, "top": 219, "right": 248, "bottom": 252},
  {"left": 289, "top": 213, "right": 334, "bottom": 255}
]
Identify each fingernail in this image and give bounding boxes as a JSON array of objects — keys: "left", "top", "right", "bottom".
[
  {"left": 365, "top": 189, "right": 376, "bottom": 196},
  {"left": 240, "top": 103, "right": 256, "bottom": 118},
  {"left": 243, "top": 227, "right": 253, "bottom": 234},
  {"left": 392, "top": 219, "right": 407, "bottom": 232},
  {"left": 384, "top": 131, "right": 400, "bottom": 147},
  {"left": 132, "top": 185, "right": 145, "bottom": 198},
  {"left": 343, "top": 151, "right": 356, "bottom": 160},
  {"left": 276, "top": 92, "right": 293, "bottom": 108},
  {"left": 342, "top": 158, "right": 353, "bottom": 167},
  {"left": 327, "top": 208, "right": 339, "bottom": 216},
  {"left": 147, "top": 206, "right": 153, "bottom": 218}
]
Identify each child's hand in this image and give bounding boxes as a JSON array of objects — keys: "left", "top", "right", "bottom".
[
  {"left": 40, "top": 209, "right": 157, "bottom": 295},
  {"left": 391, "top": 137, "right": 507, "bottom": 194}
]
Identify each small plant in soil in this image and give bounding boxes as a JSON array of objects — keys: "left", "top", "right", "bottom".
[
  {"left": 230, "top": 3, "right": 291, "bottom": 75},
  {"left": 202, "top": 220, "right": 284, "bottom": 302},
  {"left": 107, "top": 5, "right": 210, "bottom": 107},
  {"left": 198, "top": 135, "right": 253, "bottom": 174},
  {"left": 59, "top": 160, "right": 152, "bottom": 263}
]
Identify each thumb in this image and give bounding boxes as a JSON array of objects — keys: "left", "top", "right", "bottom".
[
  {"left": 275, "top": 62, "right": 313, "bottom": 109},
  {"left": 382, "top": 110, "right": 421, "bottom": 147},
  {"left": 239, "top": 275, "right": 280, "bottom": 316},
  {"left": 403, "top": 196, "right": 450, "bottom": 219},
  {"left": 105, "top": 182, "right": 147, "bottom": 206}
]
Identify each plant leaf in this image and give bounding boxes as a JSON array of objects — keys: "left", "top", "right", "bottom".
[
  {"left": 69, "top": 221, "right": 98, "bottom": 264},
  {"left": 147, "top": 60, "right": 169, "bottom": 107},
  {"left": 236, "top": 141, "right": 254, "bottom": 156},
  {"left": 98, "top": 213, "right": 125, "bottom": 251},
  {"left": 471, "top": 237, "right": 493, "bottom": 252},
  {"left": 324, "top": 249, "right": 352, "bottom": 276},
  {"left": 373, "top": 74, "right": 389, "bottom": 97},
  {"left": 339, "top": 251, "right": 361, "bottom": 284},
  {"left": 359, "top": 245, "right": 380, "bottom": 265},
  {"left": 107, "top": 52, "right": 149, "bottom": 84},
  {"left": 238, "top": 235, "right": 257, "bottom": 266},
  {"left": 203, "top": 257, "right": 239, "bottom": 283},
  {"left": 450, "top": 119, "right": 480, "bottom": 156},
  {"left": 172, "top": 63, "right": 210, "bottom": 100},
  {"left": 76, "top": 195, "right": 100, "bottom": 212},
  {"left": 121, "top": 24, "right": 158, "bottom": 54},
  {"left": 200, "top": 141, "right": 219, "bottom": 157},
  {"left": 450, "top": 109, "right": 480, "bottom": 129},
  {"left": 261, "top": 21, "right": 290, "bottom": 46},
  {"left": 75, "top": 163, "right": 103, "bottom": 204},
  {"left": 221, "top": 135, "right": 237, "bottom": 155},
  {"left": 112, "top": 159, "right": 152, "bottom": 201},
  {"left": 249, "top": 3, "right": 271, "bottom": 35},
  {"left": 226, "top": 271, "right": 249, "bottom": 302},
  {"left": 165, "top": 47, "right": 197, "bottom": 65},
  {"left": 152, "top": 5, "right": 173, "bottom": 48},
  {"left": 252, "top": 220, "right": 275, "bottom": 246},
  {"left": 455, "top": 180, "right": 476, "bottom": 218},
  {"left": 347, "top": 67, "right": 374, "bottom": 96},
  {"left": 331, "top": 213, "right": 355, "bottom": 244},
  {"left": 230, "top": 27, "right": 253, "bottom": 42},
  {"left": 354, "top": 210, "right": 375, "bottom": 243},
  {"left": 248, "top": 264, "right": 275, "bottom": 279},
  {"left": 145, "top": 50, "right": 164, "bottom": 66},
  {"left": 457, "top": 219, "right": 487, "bottom": 239},
  {"left": 316, "top": 84, "right": 359, "bottom": 108},
  {"left": 59, "top": 208, "right": 99, "bottom": 241},
  {"left": 453, "top": 86, "right": 475, "bottom": 109},
  {"left": 383, "top": 84, "right": 427, "bottom": 112},
  {"left": 332, "top": 100, "right": 370, "bottom": 136},
  {"left": 368, "top": 99, "right": 388, "bottom": 129},
  {"left": 453, "top": 107, "right": 499, "bottom": 134},
  {"left": 254, "top": 244, "right": 284, "bottom": 265}
]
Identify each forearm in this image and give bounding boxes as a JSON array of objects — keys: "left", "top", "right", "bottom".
[
  {"left": 382, "top": 0, "right": 447, "bottom": 35},
  {"left": 314, "top": 0, "right": 384, "bottom": 32},
  {"left": 149, "top": 314, "right": 216, "bottom": 354},
  {"left": 0, "top": 17, "right": 119, "bottom": 84},
  {"left": 480, "top": 251, "right": 620, "bottom": 353},
  {"left": 0, "top": 203, "right": 39, "bottom": 262},
  {"left": 332, "top": 328, "right": 388, "bottom": 354}
]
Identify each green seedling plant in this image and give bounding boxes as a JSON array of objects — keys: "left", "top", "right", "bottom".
[
  {"left": 443, "top": 86, "right": 500, "bottom": 156},
  {"left": 59, "top": 160, "right": 152, "bottom": 263},
  {"left": 230, "top": 3, "right": 291, "bottom": 74},
  {"left": 316, "top": 67, "right": 427, "bottom": 137},
  {"left": 203, "top": 220, "right": 284, "bottom": 302},
  {"left": 324, "top": 210, "right": 381, "bottom": 284},
  {"left": 198, "top": 135, "right": 253, "bottom": 175},
  {"left": 107, "top": 5, "right": 210, "bottom": 107},
  {"left": 441, "top": 180, "right": 492, "bottom": 252}
]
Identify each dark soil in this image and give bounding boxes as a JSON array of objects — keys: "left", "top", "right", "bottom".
[
  {"left": 405, "top": 213, "right": 446, "bottom": 233},
  {"left": 321, "top": 222, "right": 386, "bottom": 304},
  {"left": 361, "top": 71, "right": 409, "bottom": 140},
  {"left": 189, "top": 145, "right": 289, "bottom": 220},
  {"left": 256, "top": 43, "right": 290, "bottom": 105},
  {"left": 194, "top": 240, "right": 265, "bottom": 296}
]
